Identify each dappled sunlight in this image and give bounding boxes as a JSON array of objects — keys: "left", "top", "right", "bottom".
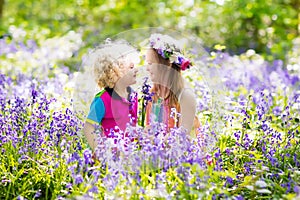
[{"left": 0, "top": 30, "right": 299, "bottom": 199}]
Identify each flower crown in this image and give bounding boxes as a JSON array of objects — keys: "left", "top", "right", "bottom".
[{"left": 149, "top": 33, "right": 192, "bottom": 71}]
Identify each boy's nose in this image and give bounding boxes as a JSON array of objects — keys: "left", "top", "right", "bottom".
[{"left": 129, "top": 63, "right": 134, "bottom": 69}]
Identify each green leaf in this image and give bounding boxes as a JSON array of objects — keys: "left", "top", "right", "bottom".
[
  {"left": 282, "top": 193, "right": 297, "bottom": 200},
  {"left": 240, "top": 175, "right": 254, "bottom": 187}
]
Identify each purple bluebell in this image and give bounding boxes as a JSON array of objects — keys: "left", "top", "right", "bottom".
[{"left": 74, "top": 174, "right": 84, "bottom": 185}]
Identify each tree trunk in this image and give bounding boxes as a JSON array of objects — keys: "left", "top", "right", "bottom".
[
  {"left": 291, "top": 0, "right": 300, "bottom": 35},
  {"left": 0, "top": 0, "right": 4, "bottom": 19}
]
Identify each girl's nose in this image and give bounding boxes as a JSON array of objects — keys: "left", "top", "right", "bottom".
[{"left": 146, "top": 64, "right": 150, "bottom": 71}]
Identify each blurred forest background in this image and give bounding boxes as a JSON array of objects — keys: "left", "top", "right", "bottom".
[{"left": 0, "top": 0, "right": 299, "bottom": 62}]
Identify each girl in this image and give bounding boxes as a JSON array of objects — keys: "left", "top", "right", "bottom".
[{"left": 145, "top": 33, "right": 199, "bottom": 135}]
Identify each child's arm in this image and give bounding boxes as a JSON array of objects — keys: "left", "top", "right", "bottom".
[
  {"left": 179, "top": 88, "right": 197, "bottom": 134},
  {"left": 84, "top": 95, "right": 106, "bottom": 150},
  {"left": 83, "top": 122, "right": 98, "bottom": 151}
]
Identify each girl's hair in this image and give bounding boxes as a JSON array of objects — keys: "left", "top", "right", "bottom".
[
  {"left": 89, "top": 41, "right": 138, "bottom": 88},
  {"left": 149, "top": 48, "right": 184, "bottom": 107}
]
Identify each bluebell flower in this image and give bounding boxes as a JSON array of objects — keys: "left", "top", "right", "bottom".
[
  {"left": 83, "top": 149, "right": 94, "bottom": 165},
  {"left": 88, "top": 186, "right": 98, "bottom": 194},
  {"left": 235, "top": 195, "right": 244, "bottom": 200},
  {"left": 74, "top": 174, "right": 84, "bottom": 185},
  {"left": 16, "top": 196, "right": 26, "bottom": 200},
  {"left": 34, "top": 190, "right": 42, "bottom": 198},
  {"left": 294, "top": 185, "right": 300, "bottom": 194},
  {"left": 225, "top": 176, "right": 234, "bottom": 187},
  {"left": 66, "top": 182, "right": 72, "bottom": 189}
]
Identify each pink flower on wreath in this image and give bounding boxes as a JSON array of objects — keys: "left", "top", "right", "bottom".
[
  {"left": 181, "top": 59, "right": 191, "bottom": 71},
  {"left": 149, "top": 33, "right": 193, "bottom": 71}
]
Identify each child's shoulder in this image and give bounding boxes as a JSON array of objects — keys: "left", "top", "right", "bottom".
[{"left": 94, "top": 88, "right": 110, "bottom": 99}]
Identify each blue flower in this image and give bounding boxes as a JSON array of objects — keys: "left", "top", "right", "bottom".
[
  {"left": 34, "top": 190, "right": 42, "bottom": 198},
  {"left": 74, "top": 174, "right": 84, "bottom": 185},
  {"left": 225, "top": 176, "right": 234, "bottom": 186},
  {"left": 88, "top": 186, "right": 99, "bottom": 194}
]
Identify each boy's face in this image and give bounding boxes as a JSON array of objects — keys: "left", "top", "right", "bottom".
[{"left": 119, "top": 59, "right": 138, "bottom": 86}]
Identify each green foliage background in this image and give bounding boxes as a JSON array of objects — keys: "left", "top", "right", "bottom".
[{"left": 0, "top": 0, "right": 299, "bottom": 61}]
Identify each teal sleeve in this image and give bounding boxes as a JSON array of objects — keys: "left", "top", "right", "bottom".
[{"left": 86, "top": 97, "right": 105, "bottom": 124}]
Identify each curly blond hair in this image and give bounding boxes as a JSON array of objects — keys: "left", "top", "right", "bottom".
[{"left": 88, "top": 42, "right": 138, "bottom": 88}]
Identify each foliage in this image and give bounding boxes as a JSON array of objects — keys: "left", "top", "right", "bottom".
[{"left": 0, "top": 0, "right": 299, "bottom": 61}]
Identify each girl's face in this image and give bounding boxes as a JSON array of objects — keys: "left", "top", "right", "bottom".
[
  {"left": 146, "top": 49, "right": 171, "bottom": 85},
  {"left": 146, "top": 49, "right": 161, "bottom": 83}
]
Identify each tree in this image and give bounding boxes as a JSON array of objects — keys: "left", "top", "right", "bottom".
[{"left": 0, "top": 0, "right": 4, "bottom": 19}]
